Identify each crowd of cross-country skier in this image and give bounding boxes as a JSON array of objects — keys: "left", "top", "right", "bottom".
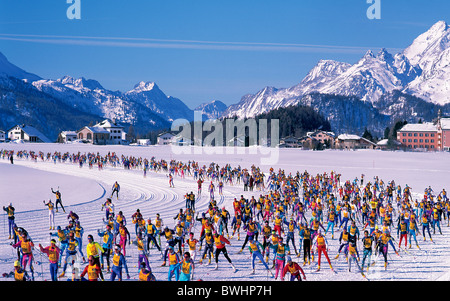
[{"left": 0, "top": 148, "right": 448, "bottom": 281}]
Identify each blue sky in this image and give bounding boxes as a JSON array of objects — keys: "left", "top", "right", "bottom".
[{"left": 0, "top": 0, "right": 448, "bottom": 108}]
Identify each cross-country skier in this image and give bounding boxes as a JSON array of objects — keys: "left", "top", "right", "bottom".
[
  {"left": 51, "top": 188, "right": 66, "bottom": 213},
  {"left": 80, "top": 255, "right": 104, "bottom": 281},
  {"left": 12, "top": 233, "right": 35, "bottom": 281},
  {"left": 247, "top": 236, "right": 273, "bottom": 277},
  {"left": 39, "top": 239, "right": 60, "bottom": 281},
  {"left": 110, "top": 244, "right": 130, "bottom": 281},
  {"left": 138, "top": 262, "right": 156, "bottom": 281},
  {"left": 43, "top": 200, "right": 56, "bottom": 230},
  {"left": 312, "top": 230, "right": 334, "bottom": 272},
  {"left": 58, "top": 231, "right": 78, "bottom": 278},
  {"left": 179, "top": 251, "right": 195, "bottom": 281},
  {"left": 98, "top": 224, "right": 114, "bottom": 272},
  {"left": 3, "top": 203, "right": 15, "bottom": 239},
  {"left": 111, "top": 181, "right": 120, "bottom": 199},
  {"left": 281, "top": 256, "right": 306, "bottom": 281},
  {"left": 213, "top": 232, "right": 236, "bottom": 272}
]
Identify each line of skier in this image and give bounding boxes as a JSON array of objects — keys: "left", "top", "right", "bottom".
[{"left": 1, "top": 148, "right": 449, "bottom": 281}]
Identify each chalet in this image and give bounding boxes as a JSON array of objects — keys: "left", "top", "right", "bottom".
[
  {"left": 157, "top": 132, "right": 175, "bottom": 145},
  {"left": 93, "top": 120, "right": 125, "bottom": 145},
  {"left": 297, "top": 136, "right": 318, "bottom": 149},
  {"left": 307, "top": 130, "right": 335, "bottom": 147},
  {"left": 335, "top": 134, "right": 376, "bottom": 150},
  {"left": 0, "top": 130, "right": 5, "bottom": 142},
  {"left": 75, "top": 119, "right": 128, "bottom": 145},
  {"left": 7, "top": 125, "right": 51, "bottom": 143},
  {"left": 77, "top": 126, "right": 110, "bottom": 145},
  {"left": 376, "top": 139, "right": 404, "bottom": 150},
  {"left": 279, "top": 136, "right": 300, "bottom": 148},
  {"left": 136, "top": 139, "right": 151, "bottom": 146},
  {"left": 57, "top": 131, "right": 77, "bottom": 143}
]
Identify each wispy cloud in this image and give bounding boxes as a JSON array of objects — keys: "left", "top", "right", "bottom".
[{"left": 0, "top": 33, "right": 403, "bottom": 54}]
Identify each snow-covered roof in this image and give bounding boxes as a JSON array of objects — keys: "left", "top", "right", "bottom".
[
  {"left": 440, "top": 118, "right": 450, "bottom": 130},
  {"left": 81, "top": 126, "right": 109, "bottom": 134},
  {"left": 94, "top": 119, "right": 123, "bottom": 129},
  {"left": 9, "top": 125, "right": 52, "bottom": 143},
  {"left": 337, "top": 134, "right": 361, "bottom": 140},
  {"left": 377, "top": 139, "right": 389, "bottom": 146},
  {"left": 307, "top": 131, "right": 335, "bottom": 137},
  {"left": 376, "top": 139, "right": 401, "bottom": 146},
  {"left": 399, "top": 122, "right": 438, "bottom": 132},
  {"left": 158, "top": 132, "right": 175, "bottom": 138},
  {"left": 61, "top": 131, "right": 77, "bottom": 136}
]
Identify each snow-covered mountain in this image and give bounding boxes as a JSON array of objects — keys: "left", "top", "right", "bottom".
[
  {"left": 3, "top": 20, "right": 450, "bottom": 139},
  {"left": 0, "top": 76, "right": 108, "bottom": 141},
  {"left": 0, "top": 57, "right": 176, "bottom": 139},
  {"left": 124, "top": 81, "right": 193, "bottom": 122},
  {"left": 0, "top": 48, "right": 197, "bottom": 134},
  {"left": 32, "top": 76, "right": 127, "bottom": 122},
  {"left": 32, "top": 75, "right": 194, "bottom": 126},
  {"left": 403, "top": 21, "right": 450, "bottom": 71},
  {"left": 291, "top": 60, "right": 353, "bottom": 95},
  {"left": 222, "top": 60, "right": 351, "bottom": 119},
  {"left": 194, "top": 100, "right": 228, "bottom": 119},
  {"left": 223, "top": 20, "right": 450, "bottom": 124},
  {"left": 318, "top": 49, "right": 421, "bottom": 103},
  {"left": 403, "top": 21, "right": 450, "bottom": 105}
]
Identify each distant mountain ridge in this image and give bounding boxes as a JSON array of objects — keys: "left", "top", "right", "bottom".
[
  {"left": 2, "top": 20, "right": 450, "bottom": 140},
  {"left": 222, "top": 21, "right": 450, "bottom": 136},
  {"left": 194, "top": 100, "right": 228, "bottom": 119}
]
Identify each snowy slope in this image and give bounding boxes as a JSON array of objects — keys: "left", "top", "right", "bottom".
[
  {"left": 0, "top": 51, "right": 193, "bottom": 128},
  {"left": 124, "top": 81, "right": 194, "bottom": 122},
  {"left": 222, "top": 49, "right": 419, "bottom": 119},
  {"left": 403, "top": 21, "right": 450, "bottom": 105},
  {"left": 222, "top": 60, "right": 352, "bottom": 119},
  {"left": 223, "top": 21, "right": 450, "bottom": 120},
  {"left": 1, "top": 143, "right": 450, "bottom": 282},
  {"left": 32, "top": 76, "right": 130, "bottom": 122},
  {"left": 32, "top": 77, "right": 189, "bottom": 127},
  {"left": 403, "top": 21, "right": 450, "bottom": 71},
  {"left": 194, "top": 100, "right": 228, "bottom": 120}
]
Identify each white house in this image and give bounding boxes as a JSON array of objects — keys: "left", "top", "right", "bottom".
[
  {"left": 57, "top": 131, "right": 78, "bottom": 143},
  {"left": 93, "top": 120, "right": 125, "bottom": 145},
  {"left": 335, "top": 134, "right": 377, "bottom": 150},
  {"left": 0, "top": 130, "right": 5, "bottom": 142},
  {"left": 77, "top": 126, "right": 110, "bottom": 145},
  {"left": 136, "top": 139, "right": 151, "bottom": 146},
  {"left": 157, "top": 132, "right": 175, "bottom": 145},
  {"left": 7, "top": 125, "right": 51, "bottom": 143},
  {"left": 376, "top": 139, "right": 403, "bottom": 150}
]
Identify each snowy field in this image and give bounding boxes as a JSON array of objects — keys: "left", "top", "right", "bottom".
[{"left": 0, "top": 142, "right": 450, "bottom": 283}]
